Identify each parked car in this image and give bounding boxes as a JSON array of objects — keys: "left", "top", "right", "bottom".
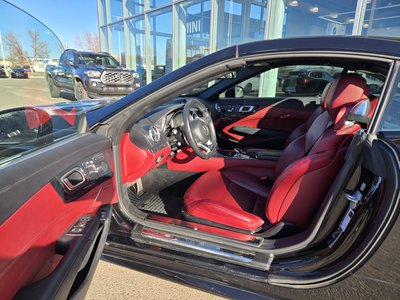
[
  {"left": 1, "top": 36, "right": 400, "bottom": 300},
  {"left": 0, "top": 66, "right": 7, "bottom": 78},
  {"left": 10, "top": 67, "right": 28, "bottom": 79},
  {"left": 46, "top": 49, "right": 140, "bottom": 100},
  {"left": 282, "top": 68, "right": 334, "bottom": 96}
]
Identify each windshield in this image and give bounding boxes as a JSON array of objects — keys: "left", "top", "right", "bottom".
[
  {"left": 181, "top": 71, "right": 237, "bottom": 96},
  {"left": 78, "top": 54, "right": 120, "bottom": 67}
]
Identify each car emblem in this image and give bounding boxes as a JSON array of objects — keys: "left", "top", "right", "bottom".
[{"left": 202, "top": 125, "right": 209, "bottom": 135}]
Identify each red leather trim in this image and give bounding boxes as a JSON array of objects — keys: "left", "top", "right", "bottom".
[
  {"left": 266, "top": 132, "right": 352, "bottom": 227},
  {"left": 220, "top": 106, "right": 312, "bottom": 142},
  {"left": 120, "top": 133, "right": 171, "bottom": 183},
  {"left": 25, "top": 107, "right": 52, "bottom": 129},
  {"left": 327, "top": 74, "right": 369, "bottom": 120},
  {"left": 147, "top": 215, "right": 257, "bottom": 242},
  {"left": 184, "top": 171, "right": 268, "bottom": 231},
  {"left": 0, "top": 180, "right": 116, "bottom": 299},
  {"left": 168, "top": 147, "right": 276, "bottom": 178}
]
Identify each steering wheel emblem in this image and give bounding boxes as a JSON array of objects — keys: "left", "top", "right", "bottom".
[{"left": 201, "top": 125, "right": 209, "bottom": 135}]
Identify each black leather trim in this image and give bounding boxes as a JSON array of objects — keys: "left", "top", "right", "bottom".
[{"left": 0, "top": 133, "right": 111, "bottom": 225}]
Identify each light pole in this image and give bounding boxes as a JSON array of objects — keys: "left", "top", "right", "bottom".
[{"left": 0, "top": 32, "right": 7, "bottom": 68}]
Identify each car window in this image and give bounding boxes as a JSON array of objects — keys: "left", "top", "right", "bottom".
[
  {"left": 66, "top": 52, "right": 75, "bottom": 64},
  {"left": 59, "top": 53, "right": 67, "bottom": 66},
  {"left": 219, "top": 65, "right": 343, "bottom": 102},
  {"left": 379, "top": 79, "right": 400, "bottom": 133},
  {"left": 0, "top": 1, "right": 82, "bottom": 165},
  {"left": 355, "top": 71, "right": 385, "bottom": 95}
]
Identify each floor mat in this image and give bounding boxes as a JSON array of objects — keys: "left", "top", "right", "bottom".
[{"left": 127, "top": 188, "right": 183, "bottom": 217}]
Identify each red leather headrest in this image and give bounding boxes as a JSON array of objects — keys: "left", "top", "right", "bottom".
[{"left": 326, "top": 73, "right": 369, "bottom": 120}]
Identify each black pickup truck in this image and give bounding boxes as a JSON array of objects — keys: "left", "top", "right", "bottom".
[{"left": 46, "top": 49, "right": 140, "bottom": 100}]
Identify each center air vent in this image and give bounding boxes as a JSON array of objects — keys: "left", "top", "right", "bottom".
[{"left": 149, "top": 126, "right": 160, "bottom": 142}]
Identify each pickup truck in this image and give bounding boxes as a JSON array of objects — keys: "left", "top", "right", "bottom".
[{"left": 46, "top": 49, "right": 140, "bottom": 100}]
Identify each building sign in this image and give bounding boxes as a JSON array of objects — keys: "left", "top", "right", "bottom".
[
  {"left": 326, "top": 23, "right": 346, "bottom": 35},
  {"left": 187, "top": 16, "right": 202, "bottom": 35}
]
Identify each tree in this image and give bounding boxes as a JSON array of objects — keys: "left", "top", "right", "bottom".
[
  {"left": 28, "top": 30, "right": 49, "bottom": 59},
  {"left": 28, "top": 30, "right": 50, "bottom": 71},
  {"left": 5, "top": 32, "right": 28, "bottom": 67},
  {"left": 74, "top": 32, "right": 100, "bottom": 52}
]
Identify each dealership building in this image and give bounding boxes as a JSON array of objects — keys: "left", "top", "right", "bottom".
[{"left": 97, "top": 0, "right": 400, "bottom": 85}]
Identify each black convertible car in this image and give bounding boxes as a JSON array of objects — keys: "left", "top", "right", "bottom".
[{"left": 1, "top": 36, "right": 400, "bottom": 299}]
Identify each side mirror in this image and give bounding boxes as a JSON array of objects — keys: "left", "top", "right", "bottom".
[
  {"left": 65, "top": 59, "right": 75, "bottom": 67},
  {"left": 0, "top": 107, "right": 53, "bottom": 146}
]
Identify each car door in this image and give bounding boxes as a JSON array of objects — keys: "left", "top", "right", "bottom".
[
  {"left": 52, "top": 53, "right": 69, "bottom": 89},
  {"left": 0, "top": 107, "right": 117, "bottom": 300},
  {"left": 213, "top": 66, "right": 329, "bottom": 150},
  {"left": 63, "top": 52, "right": 76, "bottom": 89}
]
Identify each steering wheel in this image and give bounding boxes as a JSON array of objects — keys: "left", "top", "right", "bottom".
[{"left": 183, "top": 99, "right": 217, "bottom": 160}]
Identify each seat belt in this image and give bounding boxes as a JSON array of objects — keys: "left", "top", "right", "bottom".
[{"left": 303, "top": 111, "right": 334, "bottom": 156}]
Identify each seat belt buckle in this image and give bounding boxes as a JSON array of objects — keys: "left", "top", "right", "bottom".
[
  {"left": 344, "top": 183, "right": 366, "bottom": 207},
  {"left": 339, "top": 207, "right": 354, "bottom": 232}
]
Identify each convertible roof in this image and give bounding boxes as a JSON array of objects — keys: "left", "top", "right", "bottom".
[{"left": 238, "top": 36, "right": 400, "bottom": 58}]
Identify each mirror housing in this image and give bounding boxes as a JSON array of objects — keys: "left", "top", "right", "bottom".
[{"left": 66, "top": 59, "right": 75, "bottom": 67}]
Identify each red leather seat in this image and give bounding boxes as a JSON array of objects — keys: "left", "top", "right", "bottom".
[{"left": 184, "top": 74, "right": 370, "bottom": 232}]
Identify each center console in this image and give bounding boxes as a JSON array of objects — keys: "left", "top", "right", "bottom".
[{"left": 218, "top": 148, "right": 283, "bottom": 161}]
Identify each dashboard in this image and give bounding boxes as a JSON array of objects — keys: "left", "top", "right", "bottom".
[{"left": 129, "top": 100, "right": 187, "bottom": 156}]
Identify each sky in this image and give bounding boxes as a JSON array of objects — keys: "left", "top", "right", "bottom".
[{"left": 6, "top": 0, "right": 99, "bottom": 48}]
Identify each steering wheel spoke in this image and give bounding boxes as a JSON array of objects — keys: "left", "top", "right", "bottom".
[{"left": 197, "top": 142, "right": 212, "bottom": 154}]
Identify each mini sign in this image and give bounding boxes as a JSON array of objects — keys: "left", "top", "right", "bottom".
[{"left": 187, "top": 18, "right": 201, "bottom": 34}]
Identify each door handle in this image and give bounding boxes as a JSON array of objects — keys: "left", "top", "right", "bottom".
[
  {"left": 238, "top": 105, "right": 254, "bottom": 113},
  {"left": 61, "top": 167, "right": 88, "bottom": 191}
]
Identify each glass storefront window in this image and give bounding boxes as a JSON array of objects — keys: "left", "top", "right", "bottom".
[
  {"left": 150, "top": 0, "right": 172, "bottom": 9},
  {"left": 110, "top": 22, "right": 125, "bottom": 65},
  {"left": 362, "top": 0, "right": 400, "bottom": 37},
  {"left": 282, "top": 0, "right": 357, "bottom": 37},
  {"left": 110, "top": 0, "right": 124, "bottom": 22},
  {"left": 126, "top": 0, "right": 145, "bottom": 17},
  {"left": 99, "top": 0, "right": 108, "bottom": 26},
  {"left": 127, "top": 17, "right": 146, "bottom": 84},
  {"left": 217, "top": 0, "right": 268, "bottom": 50},
  {"left": 100, "top": 26, "right": 109, "bottom": 50},
  {"left": 217, "top": 66, "right": 342, "bottom": 99},
  {"left": 176, "top": 0, "right": 211, "bottom": 67},
  {"left": 149, "top": 7, "right": 172, "bottom": 82}
]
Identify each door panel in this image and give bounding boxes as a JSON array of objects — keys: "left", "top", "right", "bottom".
[
  {"left": 215, "top": 97, "right": 316, "bottom": 149},
  {"left": 0, "top": 133, "right": 117, "bottom": 299}
]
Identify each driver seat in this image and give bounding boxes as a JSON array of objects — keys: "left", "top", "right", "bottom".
[{"left": 183, "top": 74, "right": 370, "bottom": 232}]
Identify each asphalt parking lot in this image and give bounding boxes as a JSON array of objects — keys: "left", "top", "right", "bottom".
[
  {"left": 0, "top": 76, "right": 67, "bottom": 109},
  {"left": 0, "top": 77, "right": 223, "bottom": 300}
]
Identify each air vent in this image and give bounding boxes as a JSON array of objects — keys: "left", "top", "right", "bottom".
[{"left": 149, "top": 126, "right": 160, "bottom": 142}]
